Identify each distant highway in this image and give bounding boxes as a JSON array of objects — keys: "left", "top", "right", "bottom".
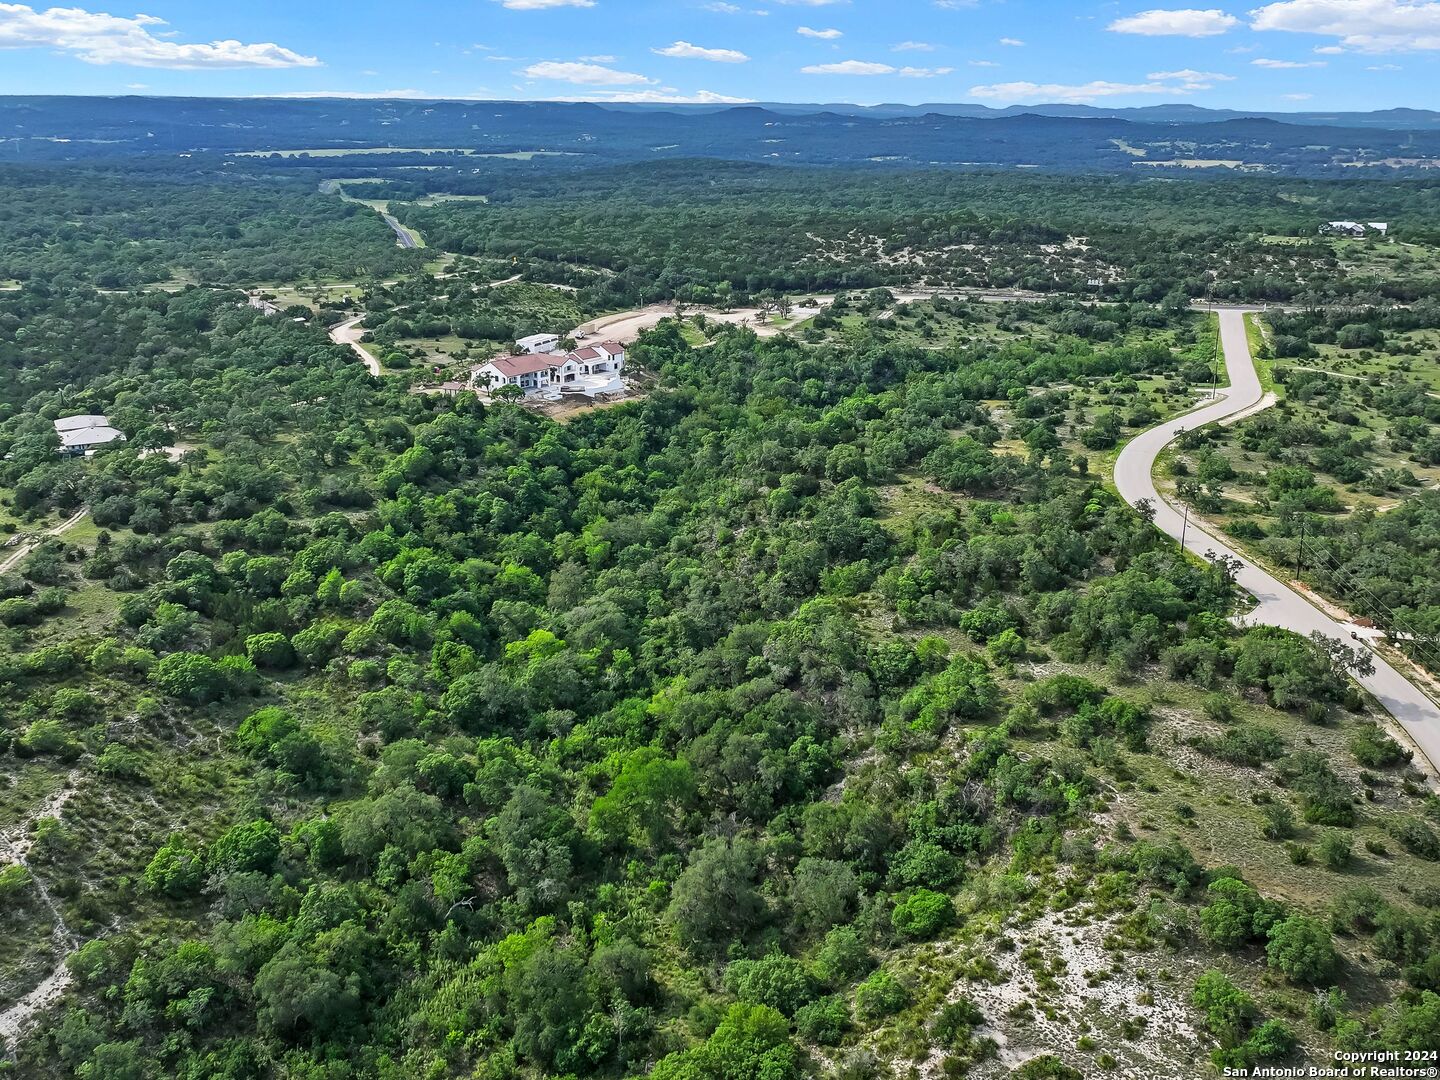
[
  {"left": 381, "top": 212, "right": 420, "bottom": 249},
  {"left": 1115, "top": 307, "right": 1440, "bottom": 775}
]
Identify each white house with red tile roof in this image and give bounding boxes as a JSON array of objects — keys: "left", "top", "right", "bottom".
[{"left": 472, "top": 341, "right": 626, "bottom": 399}]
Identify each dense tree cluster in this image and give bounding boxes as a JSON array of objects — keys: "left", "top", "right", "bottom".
[{"left": 0, "top": 169, "right": 422, "bottom": 287}]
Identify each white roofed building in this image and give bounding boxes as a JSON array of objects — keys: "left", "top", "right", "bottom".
[
  {"left": 54, "top": 414, "right": 126, "bottom": 455},
  {"left": 514, "top": 333, "right": 561, "bottom": 355},
  {"left": 471, "top": 340, "right": 626, "bottom": 400}
]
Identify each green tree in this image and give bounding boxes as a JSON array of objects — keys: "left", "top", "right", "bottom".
[
  {"left": 650, "top": 1004, "right": 800, "bottom": 1080},
  {"left": 144, "top": 834, "right": 205, "bottom": 898},
  {"left": 892, "top": 889, "right": 956, "bottom": 939},
  {"left": 208, "top": 819, "right": 281, "bottom": 875},
  {"left": 1266, "top": 915, "right": 1338, "bottom": 983},
  {"left": 667, "top": 838, "right": 768, "bottom": 953}
]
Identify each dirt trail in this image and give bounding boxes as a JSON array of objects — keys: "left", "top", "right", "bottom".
[
  {"left": 0, "top": 771, "right": 82, "bottom": 1050},
  {"left": 0, "top": 508, "right": 88, "bottom": 576}
]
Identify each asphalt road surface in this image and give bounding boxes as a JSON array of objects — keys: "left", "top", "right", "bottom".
[
  {"left": 1114, "top": 306, "right": 1440, "bottom": 774},
  {"left": 381, "top": 212, "right": 419, "bottom": 249}
]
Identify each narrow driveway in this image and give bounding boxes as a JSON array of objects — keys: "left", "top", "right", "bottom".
[
  {"left": 330, "top": 316, "right": 382, "bottom": 376},
  {"left": 0, "top": 508, "right": 88, "bottom": 575},
  {"left": 1114, "top": 307, "right": 1440, "bottom": 774}
]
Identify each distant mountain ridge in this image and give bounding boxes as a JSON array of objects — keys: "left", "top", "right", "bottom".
[
  {"left": 1, "top": 95, "right": 1438, "bottom": 174},
  {"left": 604, "top": 100, "right": 1440, "bottom": 129}
]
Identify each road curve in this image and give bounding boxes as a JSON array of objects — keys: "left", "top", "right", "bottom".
[
  {"left": 1114, "top": 307, "right": 1440, "bottom": 775},
  {"left": 329, "top": 316, "right": 382, "bottom": 377}
]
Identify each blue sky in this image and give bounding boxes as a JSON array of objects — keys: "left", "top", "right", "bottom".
[{"left": 0, "top": 1, "right": 1435, "bottom": 109}]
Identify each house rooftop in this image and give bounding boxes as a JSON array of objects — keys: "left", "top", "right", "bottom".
[
  {"left": 489, "top": 354, "right": 556, "bottom": 377},
  {"left": 571, "top": 346, "right": 601, "bottom": 361},
  {"left": 599, "top": 340, "right": 625, "bottom": 354},
  {"left": 54, "top": 413, "right": 111, "bottom": 432},
  {"left": 57, "top": 425, "right": 124, "bottom": 449}
]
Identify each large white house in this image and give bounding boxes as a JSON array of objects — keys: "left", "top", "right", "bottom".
[
  {"left": 473, "top": 340, "right": 626, "bottom": 399},
  {"left": 54, "top": 414, "right": 126, "bottom": 455}
]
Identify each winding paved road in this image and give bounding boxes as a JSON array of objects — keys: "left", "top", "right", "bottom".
[
  {"left": 329, "top": 315, "right": 382, "bottom": 377},
  {"left": 1114, "top": 307, "right": 1440, "bottom": 775}
]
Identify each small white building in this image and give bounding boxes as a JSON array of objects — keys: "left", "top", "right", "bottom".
[
  {"left": 54, "top": 414, "right": 126, "bottom": 455},
  {"left": 247, "top": 293, "right": 281, "bottom": 316},
  {"left": 473, "top": 341, "right": 626, "bottom": 399},
  {"left": 514, "top": 333, "right": 561, "bottom": 355},
  {"left": 1367, "top": 222, "right": 1390, "bottom": 235},
  {"left": 1322, "top": 220, "right": 1367, "bottom": 237}
]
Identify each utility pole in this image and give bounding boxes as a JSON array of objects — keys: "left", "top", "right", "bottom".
[
  {"left": 1180, "top": 503, "right": 1190, "bottom": 553},
  {"left": 1295, "top": 517, "right": 1306, "bottom": 579}
]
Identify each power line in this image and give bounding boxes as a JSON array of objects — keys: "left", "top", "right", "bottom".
[{"left": 1290, "top": 523, "right": 1440, "bottom": 675}]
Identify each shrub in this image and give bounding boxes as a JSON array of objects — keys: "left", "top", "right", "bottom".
[
  {"left": 854, "top": 969, "right": 909, "bottom": 1022},
  {"left": 724, "top": 953, "right": 815, "bottom": 1017},
  {"left": 1389, "top": 817, "right": 1440, "bottom": 861},
  {"left": 1193, "top": 969, "right": 1256, "bottom": 1046},
  {"left": 814, "top": 927, "right": 873, "bottom": 988},
  {"left": 1012, "top": 1055, "right": 1083, "bottom": 1080},
  {"left": 794, "top": 996, "right": 849, "bottom": 1045},
  {"left": 1318, "top": 831, "right": 1353, "bottom": 871},
  {"left": 1200, "top": 877, "right": 1282, "bottom": 949},
  {"left": 893, "top": 889, "right": 956, "bottom": 939},
  {"left": 207, "top": 819, "right": 282, "bottom": 875},
  {"left": 1200, "top": 724, "right": 1285, "bottom": 767},
  {"left": 144, "top": 834, "right": 205, "bottom": 897},
  {"left": 245, "top": 632, "right": 295, "bottom": 669},
  {"left": 1349, "top": 725, "right": 1409, "bottom": 768}
]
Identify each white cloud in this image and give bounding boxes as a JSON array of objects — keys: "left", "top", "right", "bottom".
[
  {"left": 494, "top": 0, "right": 595, "bottom": 8},
  {"left": 1282, "top": 91, "right": 1314, "bottom": 98},
  {"left": 1108, "top": 8, "right": 1240, "bottom": 36},
  {"left": 899, "top": 65, "right": 954, "bottom": 76},
  {"left": 775, "top": 0, "right": 847, "bottom": 5},
  {"left": 0, "top": 3, "right": 321, "bottom": 67},
  {"left": 798, "top": 25, "right": 843, "bottom": 38},
  {"left": 1251, "top": 55, "right": 1325, "bottom": 65},
  {"left": 998, "top": 36, "right": 1025, "bottom": 45},
  {"left": 1367, "top": 61, "right": 1403, "bottom": 67},
  {"left": 1148, "top": 67, "right": 1236, "bottom": 79},
  {"left": 523, "top": 60, "right": 654, "bottom": 84},
  {"left": 892, "top": 40, "right": 934, "bottom": 50},
  {"left": 801, "top": 59, "right": 894, "bottom": 73},
  {"left": 934, "top": 0, "right": 978, "bottom": 8},
  {"left": 1250, "top": 0, "right": 1440, "bottom": 52},
  {"left": 653, "top": 40, "right": 750, "bottom": 61},
  {"left": 968, "top": 58, "right": 999, "bottom": 66},
  {"left": 579, "top": 53, "right": 617, "bottom": 62},
  {"left": 702, "top": 1, "right": 742, "bottom": 9},
  {"left": 1313, "top": 44, "right": 1344, "bottom": 52},
  {"left": 968, "top": 79, "right": 1197, "bottom": 101}
]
